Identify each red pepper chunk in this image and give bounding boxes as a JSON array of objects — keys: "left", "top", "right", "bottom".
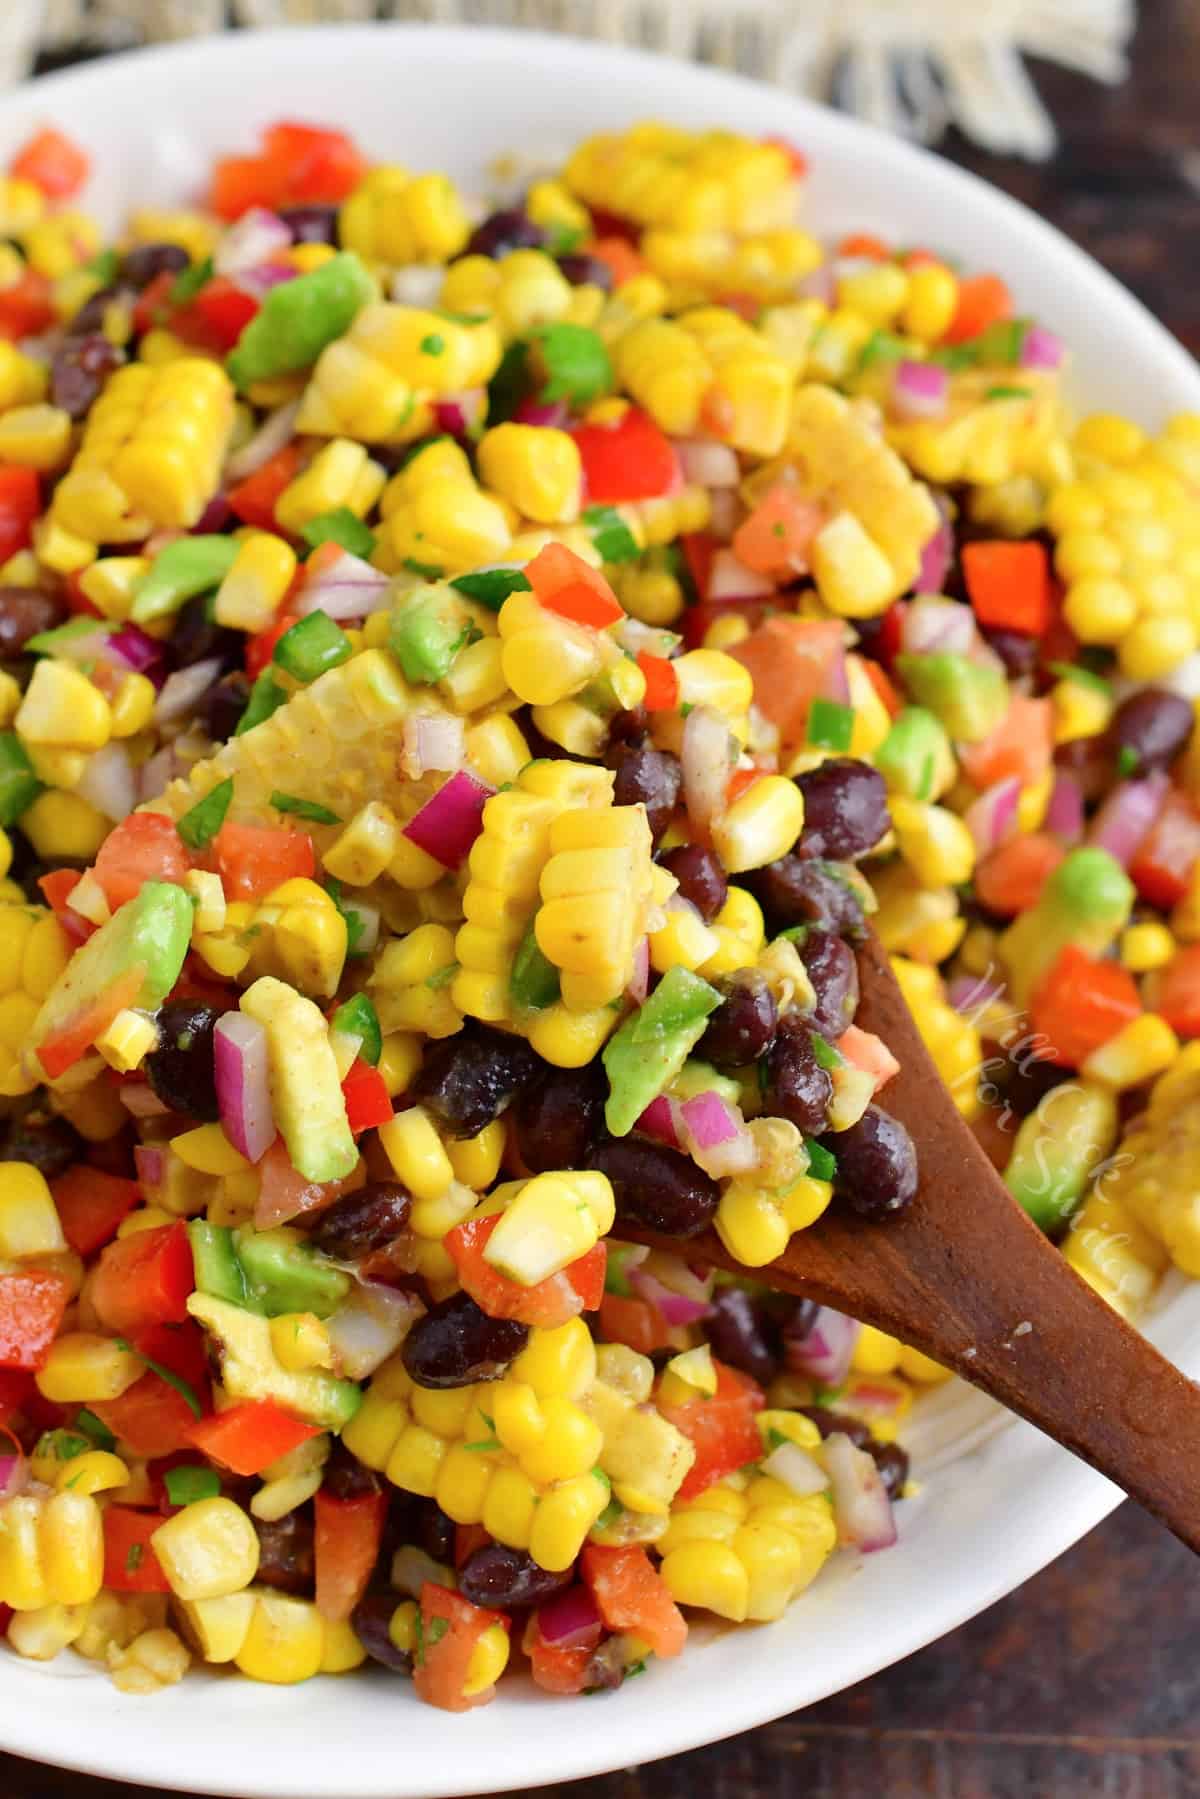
[
  {"left": 525, "top": 542, "right": 623, "bottom": 628},
  {"left": 186, "top": 1400, "right": 322, "bottom": 1478},
  {"left": 1029, "top": 945, "right": 1142, "bottom": 1069},
  {"left": 228, "top": 443, "right": 306, "bottom": 534},
  {"left": 658, "top": 1360, "right": 765, "bottom": 1501},
  {"left": 52, "top": 1166, "right": 141, "bottom": 1257},
  {"left": 943, "top": 272, "right": 1014, "bottom": 345},
  {"left": 10, "top": 127, "right": 90, "bottom": 199},
  {"left": 413, "top": 1583, "right": 507, "bottom": 1713},
  {"left": 90, "top": 1221, "right": 194, "bottom": 1337},
  {"left": 0, "top": 1369, "right": 33, "bottom": 1424},
  {"left": 314, "top": 1490, "right": 388, "bottom": 1623},
  {"left": 573, "top": 407, "right": 679, "bottom": 503},
  {"left": 0, "top": 271, "right": 54, "bottom": 342},
  {"left": 37, "top": 869, "right": 92, "bottom": 945},
  {"left": 1129, "top": 790, "right": 1200, "bottom": 909},
  {"left": 0, "top": 468, "right": 40, "bottom": 562},
  {"left": 103, "top": 1507, "right": 172, "bottom": 1593},
  {"left": 37, "top": 964, "right": 147, "bottom": 1082},
  {"left": 173, "top": 276, "right": 260, "bottom": 354},
  {"left": 637, "top": 652, "right": 679, "bottom": 712},
  {"left": 341, "top": 1061, "right": 393, "bottom": 1135},
  {"left": 444, "top": 1212, "right": 606, "bottom": 1329},
  {"left": 962, "top": 540, "right": 1051, "bottom": 637},
  {"left": 93, "top": 1373, "right": 201, "bottom": 1460},
  {"left": 1156, "top": 946, "right": 1200, "bottom": 1039},
  {"left": 0, "top": 1271, "right": 72, "bottom": 1370}
]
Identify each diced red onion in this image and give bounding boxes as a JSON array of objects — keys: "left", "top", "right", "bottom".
[
  {"left": 626, "top": 935, "right": 649, "bottom": 1005},
  {"left": 891, "top": 359, "right": 950, "bottom": 422},
  {"left": 0, "top": 1453, "right": 28, "bottom": 1500},
  {"left": 514, "top": 397, "right": 569, "bottom": 430},
  {"left": 389, "top": 266, "right": 444, "bottom": 307},
  {"left": 761, "top": 1440, "right": 829, "bottom": 1496},
  {"left": 106, "top": 623, "right": 165, "bottom": 674},
  {"left": 1020, "top": 324, "right": 1065, "bottom": 371},
  {"left": 235, "top": 262, "right": 296, "bottom": 300},
  {"left": 402, "top": 769, "right": 493, "bottom": 869},
  {"left": 635, "top": 1095, "right": 682, "bottom": 1148},
  {"left": 946, "top": 972, "right": 1005, "bottom": 1016},
  {"left": 215, "top": 206, "right": 292, "bottom": 275},
  {"left": 434, "top": 390, "right": 486, "bottom": 438},
  {"left": 820, "top": 645, "right": 850, "bottom": 704},
  {"left": 1046, "top": 770, "right": 1085, "bottom": 843},
  {"left": 120, "top": 1083, "right": 170, "bottom": 1119},
  {"left": 226, "top": 398, "right": 301, "bottom": 483},
  {"left": 901, "top": 595, "right": 975, "bottom": 654},
  {"left": 76, "top": 742, "right": 137, "bottom": 822},
  {"left": 706, "top": 547, "right": 775, "bottom": 602},
  {"left": 133, "top": 1144, "right": 166, "bottom": 1190},
  {"left": 628, "top": 1267, "right": 712, "bottom": 1327},
  {"left": 153, "top": 658, "right": 223, "bottom": 726},
  {"left": 1087, "top": 770, "right": 1169, "bottom": 867},
  {"left": 192, "top": 495, "right": 232, "bottom": 535},
  {"left": 536, "top": 1586, "right": 603, "bottom": 1649},
  {"left": 214, "top": 1012, "right": 275, "bottom": 1164},
  {"left": 402, "top": 711, "right": 465, "bottom": 780},
  {"left": 681, "top": 704, "right": 735, "bottom": 834},
  {"left": 823, "top": 1431, "right": 897, "bottom": 1551},
  {"left": 673, "top": 438, "right": 741, "bottom": 489},
  {"left": 293, "top": 546, "right": 390, "bottom": 622},
  {"left": 915, "top": 517, "right": 954, "bottom": 597},
  {"left": 138, "top": 745, "right": 182, "bottom": 804},
  {"left": 963, "top": 774, "right": 1020, "bottom": 856},
  {"left": 678, "top": 1090, "right": 757, "bottom": 1180},
  {"left": 784, "top": 1304, "right": 860, "bottom": 1386},
  {"left": 640, "top": 1249, "right": 714, "bottom": 1307},
  {"left": 326, "top": 1283, "right": 424, "bottom": 1380}
]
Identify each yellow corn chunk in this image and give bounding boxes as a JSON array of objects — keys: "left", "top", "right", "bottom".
[{"left": 151, "top": 1498, "right": 261, "bottom": 1601}]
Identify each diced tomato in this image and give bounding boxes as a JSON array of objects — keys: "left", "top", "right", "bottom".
[
  {"left": 523, "top": 1614, "right": 593, "bottom": 1695},
  {"left": 637, "top": 652, "right": 679, "bottom": 712},
  {"left": 102, "top": 1506, "right": 172, "bottom": 1593},
  {"left": 658, "top": 1360, "right": 765, "bottom": 1501},
  {"left": 974, "top": 832, "right": 1065, "bottom": 917},
  {"left": 957, "top": 695, "right": 1053, "bottom": 792},
  {"left": 0, "top": 270, "right": 54, "bottom": 340},
  {"left": 838, "top": 232, "right": 889, "bottom": 260},
  {"left": 63, "top": 568, "right": 105, "bottom": 619},
  {"left": 597, "top": 1291, "right": 674, "bottom": 1355},
  {"left": 1129, "top": 790, "right": 1200, "bottom": 909},
  {"left": 413, "top": 1583, "right": 507, "bottom": 1713},
  {"left": 962, "top": 540, "right": 1050, "bottom": 637},
  {"left": 90, "top": 1221, "right": 194, "bottom": 1336},
  {"left": 134, "top": 1319, "right": 211, "bottom": 1403},
  {"left": 173, "top": 276, "right": 260, "bottom": 354},
  {"left": 37, "top": 964, "right": 146, "bottom": 1080},
  {"left": 229, "top": 441, "right": 306, "bottom": 535},
  {"left": 10, "top": 127, "right": 90, "bottom": 199},
  {"left": 244, "top": 607, "right": 301, "bottom": 679},
  {"left": 573, "top": 407, "right": 678, "bottom": 504},
  {"left": 525, "top": 542, "right": 623, "bottom": 628},
  {"left": 0, "top": 1271, "right": 71, "bottom": 1371},
  {"left": 37, "top": 868, "right": 93, "bottom": 945},
  {"left": 730, "top": 615, "right": 846, "bottom": 745},
  {"left": 943, "top": 272, "right": 1013, "bottom": 346},
  {"left": 836, "top": 1023, "right": 900, "bottom": 1093},
  {"left": 540, "top": 583, "right": 624, "bottom": 630},
  {"left": 0, "top": 468, "right": 39, "bottom": 564},
  {"left": 581, "top": 236, "right": 647, "bottom": 287},
  {"left": 131, "top": 269, "right": 177, "bottom": 336},
  {"left": 0, "top": 1369, "right": 33, "bottom": 1424},
  {"left": 93, "top": 812, "right": 191, "bottom": 912},
  {"left": 1155, "top": 945, "right": 1200, "bottom": 1039},
  {"left": 581, "top": 1544, "right": 687, "bottom": 1660},
  {"left": 444, "top": 1212, "right": 606, "bottom": 1329},
  {"left": 732, "top": 484, "right": 825, "bottom": 580},
  {"left": 725, "top": 766, "right": 761, "bottom": 807},
  {"left": 254, "top": 1138, "right": 368, "bottom": 1233},
  {"left": 94, "top": 1370, "right": 199, "bottom": 1458},
  {"left": 680, "top": 531, "right": 717, "bottom": 603},
  {"left": 185, "top": 1399, "right": 321, "bottom": 1478},
  {"left": 1030, "top": 945, "right": 1142, "bottom": 1069},
  {"left": 262, "top": 122, "right": 368, "bottom": 205},
  {"left": 342, "top": 1060, "right": 393, "bottom": 1135},
  {"left": 314, "top": 1490, "right": 388, "bottom": 1623},
  {"left": 210, "top": 820, "right": 315, "bottom": 902},
  {"left": 210, "top": 155, "right": 285, "bottom": 222},
  {"left": 52, "top": 1166, "right": 141, "bottom": 1257},
  {"left": 763, "top": 135, "right": 809, "bottom": 178}
]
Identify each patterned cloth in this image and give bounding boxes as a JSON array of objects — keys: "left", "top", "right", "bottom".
[{"left": 3, "top": 0, "right": 1135, "bottom": 159}]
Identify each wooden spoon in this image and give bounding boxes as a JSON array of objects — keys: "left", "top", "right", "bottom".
[{"left": 623, "top": 931, "right": 1200, "bottom": 1552}]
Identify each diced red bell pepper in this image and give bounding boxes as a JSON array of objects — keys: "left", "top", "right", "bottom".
[
  {"left": 93, "top": 812, "right": 191, "bottom": 912},
  {"left": 1155, "top": 945, "right": 1200, "bottom": 1039},
  {"left": 579, "top": 237, "right": 648, "bottom": 288},
  {"left": 90, "top": 1221, "right": 194, "bottom": 1336},
  {"left": 211, "top": 820, "right": 316, "bottom": 902},
  {"left": 173, "top": 276, "right": 260, "bottom": 354},
  {"left": 102, "top": 1506, "right": 172, "bottom": 1593},
  {"left": 725, "top": 766, "right": 761, "bottom": 808},
  {"left": 573, "top": 407, "right": 679, "bottom": 504},
  {"left": 413, "top": 1583, "right": 507, "bottom": 1713},
  {"left": 0, "top": 1369, "right": 33, "bottom": 1424},
  {"left": 1029, "top": 945, "right": 1142, "bottom": 1069},
  {"left": 134, "top": 1319, "right": 211, "bottom": 1403},
  {"left": 37, "top": 868, "right": 93, "bottom": 946},
  {"left": 210, "top": 156, "right": 285, "bottom": 223},
  {"left": 836, "top": 1023, "right": 901, "bottom": 1094},
  {"left": 0, "top": 270, "right": 54, "bottom": 341},
  {"left": 445, "top": 1212, "right": 606, "bottom": 1330},
  {"left": 342, "top": 1060, "right": 393, "bottom": 1135},
  {"left": 0, "top": 1270, "right": 71, "bottom": 1372},
  {"left": 974, "top": 831, "right": 1065, "bottom": 917},
  {"left": 228, "top": 443, "right": 306, "bottom": 534},
  {"left": 131, "top": 269, "right": 177, "bottom": 337},
  {"left": 263, "top": 122, "right": 369, "bottom": 206},
  {"left": 580, "top": 1544, "right": 687, "bottom": 1659},
  {"left": 860, "top": 657, "right": 902, "bottom": 719},
  {"left": 63, "top": 568, "right": 104, "bottom": 619},
  {"left": 680, "top": 530, "right": 717, "bottom": 603},
  {"left": 185, "top": 1399, "right": 322, "bottom": 1478},
  {"left": 93, "top": 1371, "right": 200, "bottom": 1459},
  {"left": 943, "top": 272, "right": 1014, "bottom": 345},
  {"left": 523, "top": 1613, "right": 593, "bottom": 1695},
  {"left": 1129, "top": 789, "right": 1200, "bottom": 909},
  {"left": 10, "top": 127, "right": 90, "bottom": 199},
  {"left": 244, "top": 608, "right": 301, "bottom": 679},
  {"left": 636, "top": 652, "right": 679, "bottom": 712},
  {"left": 658, "top": 1359, "right": 765, "bottom": 1501},
  {"left": 962, "top": 540, "right": 1051, "bottom": 637},
  {"left": 596, "top": 1291, "right": 674, "bottom": 1355},
  {"left": 0, "top": 466, "right": 40, "bottom": 564},
  {"left": 525, "top": 542, "right": 623, "bottom": 629},
  {"left": 37, "top": 964, "right": 147, "bottom": 1081},
  {"left": 52, "top": 1166, "right": 141, "bottom": 1257},
  {"left": 454, "top": 1523, "right": 490, "bottom": 1569},
  {"left": 314, "top": 1489, "right": 388, "bottom": 1623},
  {"left": 0, "top": 1603, "right": 10, "bottom": 1638},
  {"left": 837, "top": 232, "right": 889, "bottom": 259}
]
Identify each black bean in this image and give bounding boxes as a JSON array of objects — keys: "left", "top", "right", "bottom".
[
  {"left": 253, "top": 1508, "right": 315, "bottom": 1596},
  {"left": 459, "top": 1543, "right": 573, "bottom": 1611},
  {"left": 466, "top": 208, "right": 546, "bottom": 258},
  {"left": 657, "top": 845, "right": 727, "bottom": 923},
  {"left": 352, "top": 1592, "right": 414, "bottom": 1675},
  {"left": 514, "top": 1061, "right": 608, "bottom": 1174},
  {"left": 870, "top": 1439, "right": 909, "bottom": 1499},
  {"left": 981, "top": 627, "right": 1039, "bottom": 679},
  {"left": 0, "top": 1112, "right": 83, "bottom": 1181},
  {"left": 121, "top": 242, "right": 189, "bottom": 288},
  {"left": 164, "top": 594, "right": 242, "bottom": 675},
  {"left": 50, "top": 333, "right": 123, "bottom": 421},
  {"left": 583, "top": 1637, "right": 629, "bottom": 1691},
  {"left": 764, "top": 1014, "right": 833, "bottom": 1136},
  {"left": 606, "top": 707, "right": 648, "bottom": 750},
  {"left": 278, "top": 205, "right": 340, "bottom": 246},
  {"left": 204, "top": 672, "right": 252, "bottom": 743},
  {"left": 380, "top": 1492, "right": 455, "bottom": 1566},
  {"left": 321, "top": 1439, "right": 384, "bottom": 1502},
  {"left": 607, "top": 743, "right": 681, "bottom": 845},
  {"left": 1109, "top": 687, "right": 1194, "bottom": 777},
  {"left": 70, "top": 283, "right": 134, "bottom": 337},
  {"left": 798, "top": 930, "right": 859, "bottom": 1038},
  {"left": 557, "top": 252, "right": 614, "bottom": 291},
  {"left": 415, "top": 1500, "right": 456, "bottom": 1566},
  {"left": 795, "top": 758, "right": 889, "bottom": 861},
  {"left": 0, "top": 586, "right": 64, "bottom": 657},
  {"left": 705, "top": 1287, "right": 780, "bottom": 1385},
  {"left": 698, "top": 969, "right": 778, "bottom": 1067},
  {"left": 402, "top": 1292, "right": 529, "bottom": 1388},
  {"left": 828, "top": 1105, "right": 918, "bottom": 1218},
  {"left": 411, "top": 1021, "right": 541, "bottom": 1139},
  {"left": 743, "top": 857, "right": 866, "bottom": 940},
  {"left": 587, "top": 1136, "right": 719, "bottom": 1239},
  {"left": 796, "top": 1406, "right": 870, "bottom": 1448},
  {"left": 309, "top": 1183, "right": 412, "bottom": 1260},
  {"left": 145, "top": 1001, "right": 220, "bottom": 1122}
]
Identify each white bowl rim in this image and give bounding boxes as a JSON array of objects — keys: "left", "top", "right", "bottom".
[{"left": 0, "top": 23, "right": 1198, "bottom": 1797}]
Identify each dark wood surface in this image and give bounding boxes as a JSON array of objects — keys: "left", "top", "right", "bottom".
[{"left": 3, "top": 3, "right": 1199, "bottom": 1795}]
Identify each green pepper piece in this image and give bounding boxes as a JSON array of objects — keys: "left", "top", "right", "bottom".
[
  {"left": 235, "top": 671, "right": 289, "bottom": 735},
  {"left": 130, "top": 537, "right": 240, "bottom": 625},
  {"left": 24, "top": 616, "right": 110, "bottom": 658},
  {"left": 300, "top": 507, "right": 376, "bottom": 558},
  {"left": 806, "top": 698, "right": 855, "bottom": 752},
  {"left": 233, "top": 1225, "right": 351, "bottom": 1319},
  {"left": 273, "top": 610, "right": 352, "bottom": 683},
  {"left": 529, "top": 322, "right": 614, "bottom": 407},
  {"left": 226, "top": 252, "right": 375, "bottom": 391},
  {"left": 187, "top": 1220, "right": 261, "bottom": 1311},
  {"left": 331, "top": 992, "right": 382, "bottom": 1066},
  {"left": 0, "top": 732, "right": 43, "bottom": 825},
  {"left": 509, "top": 923, "right": 561, "bottom": 1010},
  {"left": 449, "top": 568, "right": 531, "bottom": 612}
]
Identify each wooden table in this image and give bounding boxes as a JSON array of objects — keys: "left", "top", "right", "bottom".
[{"left": 3, "top": 1, "right": 1199, "bottom": 1793}]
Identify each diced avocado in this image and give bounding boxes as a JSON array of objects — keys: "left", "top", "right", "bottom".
[
  {"left": 602, "top": 966, "right": 722, "bottom": 1137},
  {"left": 389, "top": 584, "right": 481, "bottom": 685},
  {"left": 1000, "top": 846, "right": 1135, "bottom": 1008},
  {"left": 25, "top": 616, "right": 112, "bottom": 658},
  {"left": 873, "top": 706, "right": 954, "bottom": 800},
  {"left": 893, "top": 652, "right": 1008, "bottom": 744},
  {"left": 131, "top": 537, "right": 240, "bottom": 625},
  {"left": 484, "top": 1171, "right": 613, "bottom": 1287},
  {"left": 240, "top": 976, "right": 358, "bottom": 1184},
  {"left": 233, "top": 1225, "right": 351, "bottom": 1319},
  {"left": 667, "top": 1059, "right": 741, "bottom": 1107},
  {"left": 227, "top": 252, "right": 375, "bottom": 391},
  {"left": 188, "top": 1220, "right": 260, "bottom": 1311},
  {"left": 187, "top": 1291, "right": 361, "bottom": 1430},
  {"left": 1005, "top": 1082, "right": 1119, "bottom": 1233},
  {"left": 30, "top": 882, "right": 192, "bottom": 1084},
  {"left": 583, "top": 1378, "right": 696, "bottom": 1513}
]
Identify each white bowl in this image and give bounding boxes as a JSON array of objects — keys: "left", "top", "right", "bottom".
[{"left": 3, "top": 25, "right": 1199, "bottom": 1796}]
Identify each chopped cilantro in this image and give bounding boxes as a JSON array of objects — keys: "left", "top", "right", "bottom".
[
  {"left": 35, "top": 1430, "right": 89, "bottom": 1462},
  {"left": 115, "top": 1337, "right": 202, "bottom": 1418},
  {"left": 437, "top": 309, "right": 489, "bottom": 326},
  {"left": 487, "top": 339, "right": 530, "bottom": 423},
  {"left": 984, "top": 384, "right": 1033, "bottom": 401},
  {"left": 270, "top": 791, "right": 342, "bottom": 825},
  {"left": 164, "top": 1465, "right": 222, "bottom": 1506},
  {"left": 530, "top": 322, "right": 613, "bottom": 407},
  {"left": 463, "top": 1436, "right": 503, "bottom": 1453},
  {"left": 625, "top": 1659, "right": 648, "bottom": 1679},
  {"left": 778, "top": 923, "right": 810, "bottom": 945},
  {"left": 583, "top": 504, "right": 639, "bottom": 564},
  {"left": 125, "top": 1543, "right": 144, "bottom": 1574},
  {"left": 75, "top": 1409, "right": 115, "bottom": 1451},
  {"left": 177, "top": 777, "right": 233, "bottom": 851},
  {"left": 450, "top": 566, "right": 531, "bottom": 611},
  {"left": 927, "top": 343, "right": 976, "bottom": 372},
  {"left": 323, "top": 877, "right": 366, "bottom": 956},
  {"left": 420, "top": 333, "right": 446, "bottom": 356},
  {"left": 84, "top": 248, "right": 119, "bottom": 284},
  {"left": 300, "top": 506, "right": 376, "bottom": 559},
  {"left": 1117, "top": 744, "right": 1140, "bottom": 777},
  {"left": 970, "top": 317, "right": 1030, "bottom": 366},
  {"left": 807, "top": 698, "right": 855, "bottom": 753},
  {"left": 170, "top": 255, "right": 213, "bottom": 305},
  {"left": 425, "top": 962, "right": 459, "bottom": 990},
  {"left": 545, "top": 222, "right": 587, "bottom": 257},
  {"left": 804, "top": 1137, "right": 837, "bottom": 1182},
  {"left": 858, "top": 329, "right": 907, "bottom": 370},
  {"left": 595, "top": 1496, "right": 625, "bottom": 1530},
  {"left": 766, "top": 1426, "right": 791, "bottom": 1450}
]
